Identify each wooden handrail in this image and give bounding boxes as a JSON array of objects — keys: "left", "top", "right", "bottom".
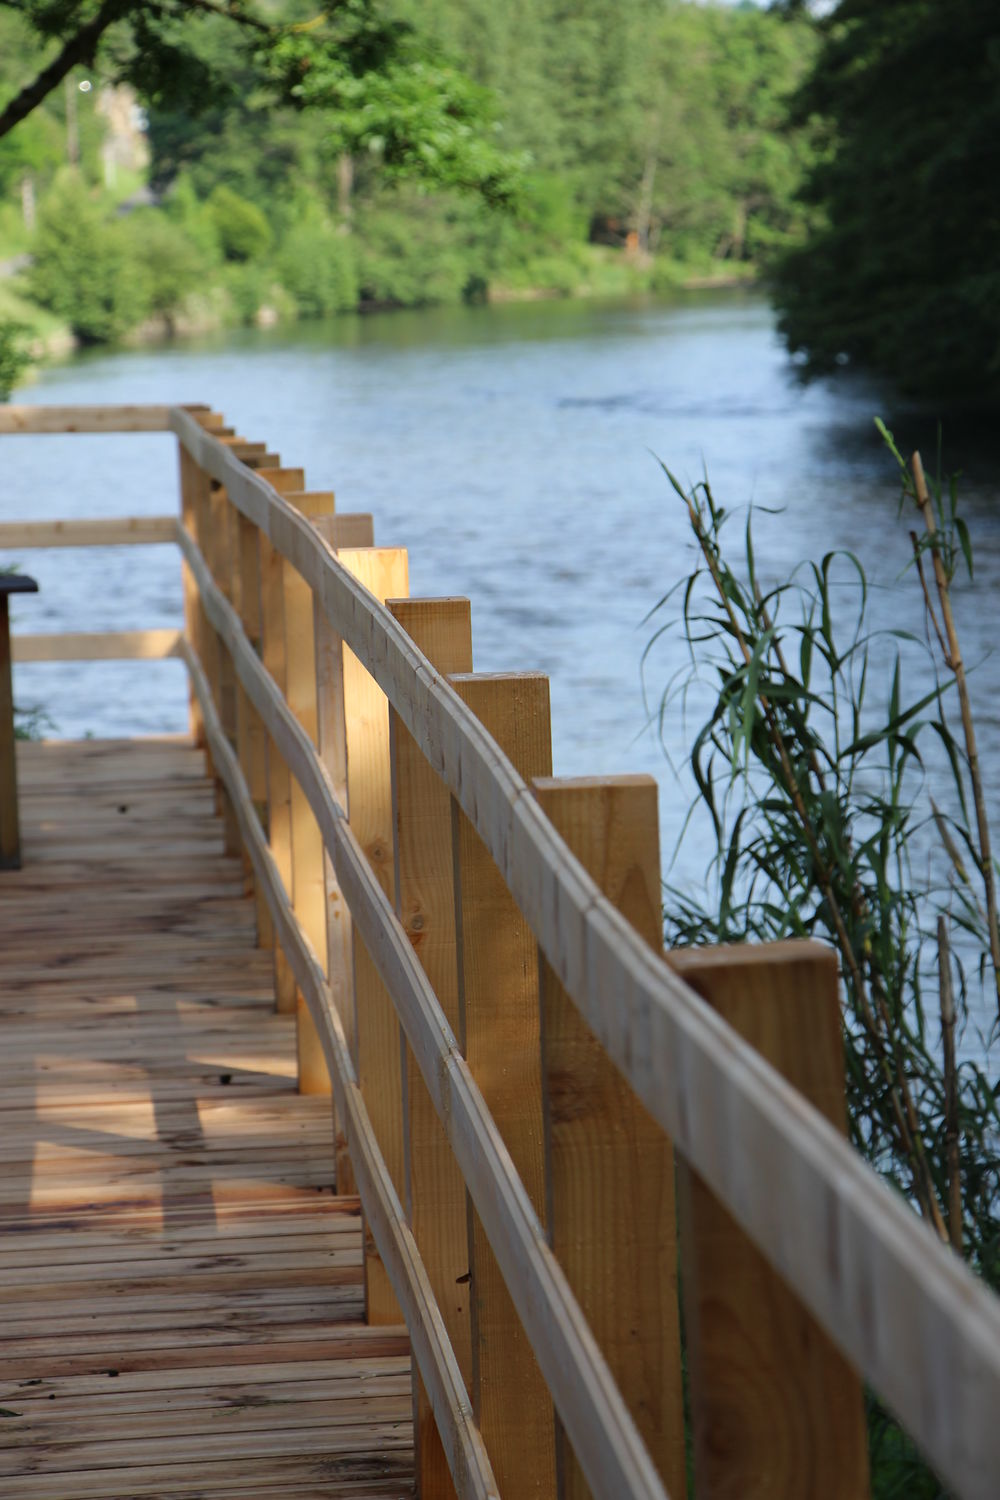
[
  {"left": 4, "top": 402, "right": 1000, "bottom": 1500},
  {"left": 12, "top": 628, "right": 182, "bottom": 662},
  {"left": 0, "top": 516, "right": 178, "bottom": 548},
  {"left": 0, "top": 403, "right": 174, "bottom": 433}
]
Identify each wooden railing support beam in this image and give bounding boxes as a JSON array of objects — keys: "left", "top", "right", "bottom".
[
  {"left": 283, "top": 490, "right": 336, "bottom": 1094},
  {"left": 0, "top": 574, "right": 38, "bottom": 870},
  {"left": 206, "top": 480, "right": 241, "bottom": 858},
  {"left": 451, "top": 670, "right": 558, "bottom": 1500},
  {"left": 257, "top": 466, "right": 306, "bottom": 1016},
  {"left": 671, "top": 942, "right": 869, "bottom": 1500},
  {"left": 389, "top": 597, "right": 474, "bottom": 1500},
  {"left": 534, "top": 774, "right": 686, "bottom": 1500},
  {"left": 235, "top": 504, "right": 273, "bottom": 950},
  {"left": 337, "top": 546, "right": 410, "bottom": 1323},
  {"left": 314, "top": 516, "right": 376, "bottom": 1196}
]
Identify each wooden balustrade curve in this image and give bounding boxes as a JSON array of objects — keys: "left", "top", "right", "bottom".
[{"left": 2, "top": 401, "right": 999, "bottom": 1500}]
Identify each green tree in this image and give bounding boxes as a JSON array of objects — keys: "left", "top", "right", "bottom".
[
  {"left": 0, "top": 0, "right": 520, "bottom": 204},
  {"left": 119, "top": 209, "right": 205, "bottom": 318},
  {"left": 772, "top": 0, "right": 1000, "bottom": 398},
  {"left": 206, "top": 184, "right": 272, "bottom": 263},
  {"left": 278, "top": 216, "right": 358, "bottom": 316},
  {"left": 27, "top": 177, "right": 151, "bottom": 340}
]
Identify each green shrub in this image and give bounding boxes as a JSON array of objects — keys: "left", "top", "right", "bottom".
[
  {"left": 206, "top": 185, "right": 273, "bottom": 263},
  {"left": 277, "top": 220, "right": 358, "bottom": 317},
  {"left": 222, "top": 261, "right": 272, "bottom": 324},
  {"left": 163, "top": 174, "right": 224, "bottom": 265},
  {"left": 28, "top": 181, "right": 151, "bottom": 343},
  {"left": 515, "top": 173, "right": 588, "bottom": 247},
  {"left": 354, "top": 192, "right": 486, "bottom": 308},
  {"left": 120, "top": 211, "right": 205, "bottom": 320},
  {"left": 0, "top": 320, "right": 29, "bottom": 400}
]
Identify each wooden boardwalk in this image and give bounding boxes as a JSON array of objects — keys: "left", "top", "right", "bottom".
[{"left": 0, "top": 738, "right": 413, "bottom": 1500}]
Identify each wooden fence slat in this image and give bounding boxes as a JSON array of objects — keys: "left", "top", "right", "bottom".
[
  {"left": 227, "top": 496, "right": 256, "bottom": 897},
  {"left": 178, "top": 445, "right": 206, "bottom": 747},
  {"left": 188, "top": 458, "right": 231, "bottom": 839},
  {"left": 451, "top": 671, "right": 558, "bottom": 1500},
  {"left": 255, "top": 467, "right": 306, "bottom": 492},
  {"left": 312, "top": 515, "right": 376, "bottom": 1195},
  {"left": 0, "top": 592, "right": 19, "bottom": 868},
  {"left": 534, "top": 775, "right": 686, "bottom": 1500},
  {"left": 257, "top": 467, "right": 307, "bottom": 1015},
  {"left": 11, "top": 630, "right": 182, "bottom": 662},
  {"left": 337, "top": 547, "right": 410, "bottom": 1324},
  {"left": 316, "top": 515, "right": 376, "bottom": 551},
  {"left": 671, "top": 943, "right": 869, "bottom": 1500},
  {"left": 315, "top": 583, "right": 354, "bottom": 1196},
  {"left": 284, "top": 491, "right": 336, "bottom": 1094},
  {"left": 224, "top": 439, "right": 268, "bottom": 460},
  {"left": 311, "top": 517, "right": 374, "bottom": 1194},
  {"left": 0, "top": 404, "right": 171, "bottom": 433},
  {"left": 235, "top": 505, "right": 273, "bottom": 950},
  {"left": 389, "top": 598, "right": 474, "bottom": 1500},
  {"left": 207, "top": 482, "right": 241, "bottom": 857},
  {"left": 0, "top": 516, "right": 178, "bottom": 549}
]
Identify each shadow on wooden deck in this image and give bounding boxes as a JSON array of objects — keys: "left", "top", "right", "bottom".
[{"left": 0, "top": 737, "right": 413, "bottom": 1499}]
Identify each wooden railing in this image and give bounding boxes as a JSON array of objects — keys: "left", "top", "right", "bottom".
[{"left": 3, "top": 401, "right": 999, "bottom": 1500}]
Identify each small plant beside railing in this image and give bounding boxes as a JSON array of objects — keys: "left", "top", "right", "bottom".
[{"left": 646, "top": 425, "right": 1000, "bottom": 1497}]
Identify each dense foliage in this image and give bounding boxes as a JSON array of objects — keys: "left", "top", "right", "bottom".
[
  {"left": 4, "top": 1, "right": 997, "bottom": 400},
  {"left": 772, "top": 0, "right": 1000, "bottom": 398},
  {"left": 0, "top": 317, "right": 29, "bottom": 396},
  {"left": 0, "top": 0, "right": 819, "bottom": 366}
]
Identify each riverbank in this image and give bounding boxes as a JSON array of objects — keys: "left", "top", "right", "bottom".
[{"left": 2, "top": 247, "right": 757, "bottom": 387}]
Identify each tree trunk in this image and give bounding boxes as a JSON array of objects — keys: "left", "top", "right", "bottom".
[{"left": 337, "top": 154, "right": 354, "bottom": 221}]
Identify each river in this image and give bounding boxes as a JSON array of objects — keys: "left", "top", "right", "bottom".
[{"left": 4, "top": 290, "right": 1000, "bottom": 1048}]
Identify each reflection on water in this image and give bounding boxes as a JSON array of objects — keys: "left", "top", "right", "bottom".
[{"left": 3, "top": 290, "right": 999, "bottom": 1046}]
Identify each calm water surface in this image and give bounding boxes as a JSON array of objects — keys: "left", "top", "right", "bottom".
[{"left": 4, "top": 291, "right": 1000, "bottom": 1043}]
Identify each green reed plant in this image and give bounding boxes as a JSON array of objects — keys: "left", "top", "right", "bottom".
[
  {"left": 645, "top": 426, "right": 1000, "bottom": 1284},
  {"left": 647, "top": 428, "right": 1000, "bottom": 1496}
]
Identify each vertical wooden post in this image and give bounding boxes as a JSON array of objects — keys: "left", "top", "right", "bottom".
[
  {"left": 450, "top": 671, "right": 558, "bottom": 1500},
  {"left": 533, "top": 775, "right": 686, "bottom": 1500},
  {"left": 282, "top": 491, "right": 335, "bottom": 1095},
  {"left": 177, "top": 442, "right": 206, "bottom": 747},
  {"left": 256, "top": 467, "right": 306, "bottom": 1015},
  {"left": 336, "top": 545, "right": 409, "bottom": 1324},
  {"left": 179, "top": 410, "right": 226, "bottom": 764},
  {"left": 0, "top": 576, "right": 38, "bottom": 871},
  {"left": 234, "top": 507, "right": 273, "bottom": 950},
  {"left": 670, "top": 941, "right": 870, "bottom": 1500},
  {"left": 388, "top": 597, "right": 474, "bottom": 1500},
  {"left": 313, "top": 514, "right": 375, "bottom": 1196},
  {"left": 315, "top": 514, "right": 375, "bottom": 552},
  {"left": 188, "top": 459, "right": 236, "bottom": 845},
  {"left": 226, "top": 499, "right": 256, "bottom": 898},
  {"left": 206, "top": 480, "right": 241, "bottom": 857}
]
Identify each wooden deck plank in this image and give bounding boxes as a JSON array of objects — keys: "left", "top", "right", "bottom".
[{"left": 0, "top": 737, "right": 414, "bottom": 1498}]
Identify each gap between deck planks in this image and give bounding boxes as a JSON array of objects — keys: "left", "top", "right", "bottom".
[{"left": 0, "top": 738, "right": 414, "bottom": 1499}]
